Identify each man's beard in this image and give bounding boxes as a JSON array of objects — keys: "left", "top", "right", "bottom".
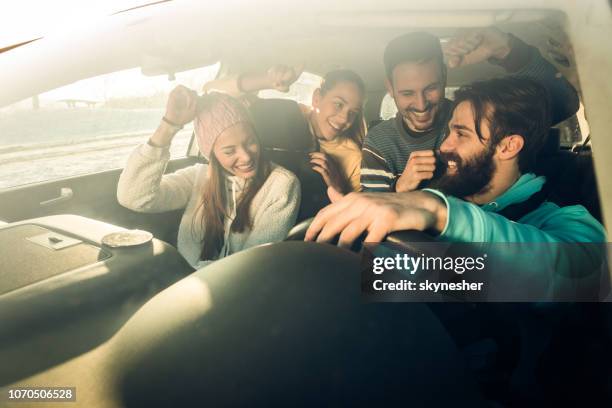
[{"left": 426, "top": 146, "right": 496, "bottom": 199}]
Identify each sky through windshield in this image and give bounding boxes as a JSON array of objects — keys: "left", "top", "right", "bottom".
[{"left": 0, "top": 0, "right": 149, "bottom": 48}]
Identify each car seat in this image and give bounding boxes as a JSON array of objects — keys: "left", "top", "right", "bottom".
[
  {"left": 249, "top": 98, "right": 330, "bottom": 222},
  {"left": 534, "top": 128, "right": 602, "bottom": 222}
]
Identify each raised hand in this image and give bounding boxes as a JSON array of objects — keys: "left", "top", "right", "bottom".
[
  {"left": 310, "top": 152, "right": 349, "bottom": 194},
  {"left": 444, "top": 28, "right": 512, "bottom": 69},
  {"left": 165, "top": 85, "right": 199, "bottom": 126},
  {"left": 395, "top": 150, "right": 436, "bottom": 192},
  {"left": 149, "top": 85, "right": 198, "bottom": 147},
  {"left": 266, "top": 64, "right": 304, "bottom": 92},
  {"left": 304, "top": 190, "right": 446, "bottom": 247}
]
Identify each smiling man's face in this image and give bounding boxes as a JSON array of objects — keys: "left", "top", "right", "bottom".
[
  {"left": 386, "top": 59, "right": 445, "bottom": 133},
  {"left": 427, "top": 100, "right": 496, "bottom": 199}
]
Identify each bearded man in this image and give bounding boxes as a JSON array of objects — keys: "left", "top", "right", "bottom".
[
  {"left": 360, "top": 28, "right": 579, "bottom": 193},
  {"left": 307, "top": 77, "right": 605, "bottom": 251}
]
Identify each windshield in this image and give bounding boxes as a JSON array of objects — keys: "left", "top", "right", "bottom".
[{"left": 0, "top": 0, "right": 152, "bottom": 49}]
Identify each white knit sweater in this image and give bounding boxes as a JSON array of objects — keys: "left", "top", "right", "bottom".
[{"left": 117, "top": 143, "right": 301, "bottom": 268}]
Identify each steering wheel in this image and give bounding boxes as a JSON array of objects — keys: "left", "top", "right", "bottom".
[{"left": 286, "top": 217, "right": 443, "bottom": 256}]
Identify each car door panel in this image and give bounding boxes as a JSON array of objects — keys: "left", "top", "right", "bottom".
[{"left": 0, "top": 157, "right": 198, "bottom": 245}]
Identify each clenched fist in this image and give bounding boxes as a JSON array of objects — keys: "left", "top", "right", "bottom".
[
  {"left": 395, "top": 150, "right": 436, "bottom": 192},
  {"left": 149, "top": 85, "right": 198, "bottom": 148},
  {"left": 443, "top": 28, "right": 512, "bottom": 69},
  {"left": 266, "top": 64, "right": 304, "bottom": 92},
  {"left": 165, "top": 85, "right": 199, "bottom": 126}
]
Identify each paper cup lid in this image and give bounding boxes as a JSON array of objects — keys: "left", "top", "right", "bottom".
[{"left": 101, "top": 230, "right": 153, "bottom": 248}]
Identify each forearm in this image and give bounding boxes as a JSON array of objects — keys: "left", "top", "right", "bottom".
[
  {"left": 118, "top": 143, "right": 171, "bottom": 211},
  {"left": 428, "top": 193, "right": 448, "bottom": 233},
  {"left": 149, "top": 120, "right": 182, "bottom": 147},
  {"left": 395, "top": 191, "right": 448, "bottom": 233},
  {"left": 117, "top": 143, "right": 196, "bottom": 212},
  {"left": 395, "top": 173, "right": 420, "bottom": 193},
  {"left": 203, "top": 72, "right": 273, "bottom": 96},
  {"left": 239, "top": 72, "right": 275, "bottom": 93},
  {"left": 357, "top": 190, "right": 448, "bottom": 234},
  {"left": 493, "top": 34, "right": 579, "bottom": 124}
]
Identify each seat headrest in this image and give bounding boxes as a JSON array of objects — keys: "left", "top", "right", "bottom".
[
  {"left": 249, "top": 98, "right": 313, "bottom": 151},
  {"left": 539, "top": 128, "right": 561, "bottom": 157}
]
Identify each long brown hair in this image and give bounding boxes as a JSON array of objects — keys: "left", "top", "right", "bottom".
[
  {"left": 319, "top": 69, "right": 367, "bottom": 147},
  {"left": 196, "top": 132, "right": 271, "bottom": 261}
]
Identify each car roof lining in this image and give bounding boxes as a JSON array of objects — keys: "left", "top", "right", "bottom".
[
  {"left": 217, "top": 13, "right": 576, "bottom": 92},
  {"left": 0, "top": 38, "right": 42, "bottom": 55},
  {"left": 0, "top": 5, "right": 579, "bottom": 107}
]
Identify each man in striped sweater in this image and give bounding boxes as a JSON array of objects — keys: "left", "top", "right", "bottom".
[{"left": 360, "top": 28, "right": 579, "bottom": 193}]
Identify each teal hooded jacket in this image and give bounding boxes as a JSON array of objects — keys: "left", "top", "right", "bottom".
[
  {"left": 424, "top": 173, "right": 608, "bottom": 299},
  {"left": 426, "top": 173, "right": 606, "bottom": 243}
]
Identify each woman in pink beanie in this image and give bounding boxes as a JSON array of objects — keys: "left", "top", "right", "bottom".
[{"left": 117, "top": 86, "right": 301, "bottom": 268}]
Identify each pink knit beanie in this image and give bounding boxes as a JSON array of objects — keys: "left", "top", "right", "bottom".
[{"left": 194, "top": 93, "right": 253, "bottom": 159}]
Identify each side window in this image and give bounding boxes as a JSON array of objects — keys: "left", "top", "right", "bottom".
[
  {"left": 555, "top": 101, "right": 590, "bottom": 146},
  {"left": 0, "top": 63, "right": 220, "bottom": 189},
  {"left": 380, "top": 87, "right": 459, "bottom": 120},
  {"left": 257, "top": 72, "right": 323, "bottom": 106}
]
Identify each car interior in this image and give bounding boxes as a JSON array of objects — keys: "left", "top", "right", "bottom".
[{"left": 1, "top": 1, "right": 611, "bottom": 406}]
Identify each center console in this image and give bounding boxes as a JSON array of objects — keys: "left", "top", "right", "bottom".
[{"left": 0, "top": 215, "right": 194, "bottom": 340}]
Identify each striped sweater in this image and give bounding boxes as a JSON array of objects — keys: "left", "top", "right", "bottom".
[
  {"left": 361, "top": 101, "right": 451, "bottom": 192},
  {"left": 361, "top": 35, "right": 579, "bottom": 192}
]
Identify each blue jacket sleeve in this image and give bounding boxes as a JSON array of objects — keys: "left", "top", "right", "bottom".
[
  {"left": 424, "top": 190, "right": 607, "bottom": 294},
  {"left": 429, "top": 191, "right": 606, "bottom": 243}
]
